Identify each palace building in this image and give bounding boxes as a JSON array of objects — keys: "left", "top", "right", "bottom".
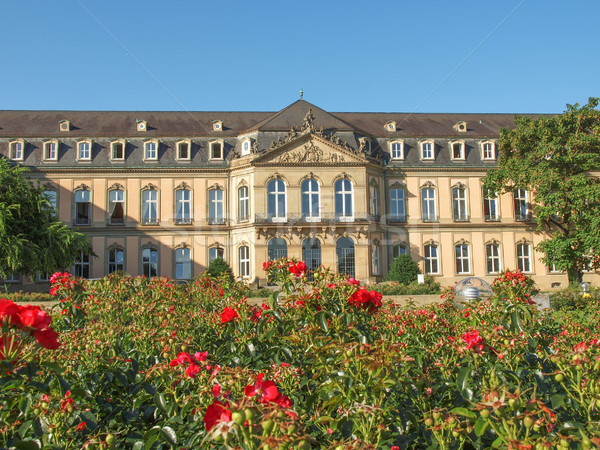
[{"left": 0, "top": 100, "right": 585, "bottom": 290}]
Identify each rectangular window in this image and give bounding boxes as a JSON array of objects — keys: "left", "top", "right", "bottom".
[
  {"left": 452, "top": 187, "right": 468, "bottom": 221},
  {"left": 145, "top": 142, "right": 158, "bottom": 160},
  {"left": 3, "top": 272, "right": 20, "bottom": 283},
  {"left": 75, "top": 190, "right": 91, "bottom": 225},
  {"left": 514, "top": 189, "right": 530, "bottom": 221},
  {"left": 38, "top": 271, "right": 51, "bottom": 282},
  {"left": 486, "top": 244, "right": 501, "bottom": 273},
  {"left": 108, "top": 190, "right": 125, "bottom": 225},
  {"left": 211, "top": 142, "right": 223, "bottom": 160},
  {"left": 108, "top": 248, "right": 124, "bottom": 274},
  {"left": 209, "top": 189, "right": 224, "bottom": 224},
  {"left": 177, "top": 142, "right": 190, "bottom": 160},
  {"left": 483, "top": 142, "right": 496, "bottom": 160},
  {"left": 390, "top": 188, "right": 406, "bottom": 222},
  {"left": 424, "top": 245, "right": 439, "bottom": 274},
  {"left": 370, "top": 185, "right": 379, "bottom": 216},
  {"left": 175, "top": 248, "right": 192, "bottom": 280},
  {"left": 455, "top": 244, "right": 470, "bottom": 274},
  {"left": 517, "top": 243, "right": 532, "bottom": 272},
  {"left": 391, "top": 142, "right": 404, "bottom": 160},
  {"left": 74, "top": 252, "right": 90, "bottom": 278},
  {"left": 78, "top": 141, "right": 91, "bottom": 160},
  {"left": 422, "top": 188, "right": 437, "bottom": 221},
  {"left": 10, "top": 141, "right": 24, "bottom": 160},
  {"left": 452, "top": 142, "right": 464, "bottom": 160},
  {"left": 392, "top": 244, "right": 407, "bottom": 261},
  {"left": 209, "top": 247, "right": 224, "bottom": 263},
  {"left": 44, "top": 141, "right": 58, "bottom": 161},
  {"left": 43, "top": 190, "right": 57, "bottom": 213},
  {"left": 142, "top": 190, "right": 159, "bottom": 224},
  {"left": 111, "top": 142, "right": 125, "bottom": 161},
  {"left": 372, "top": 244, "right": 381, "bottom": 275},
  {"left": 239, "top": 246, "right": 250, "bottom": 278},
  {"left": 421, "top": 142, "right": 434, "bottom": 160},
  {"left": 484, "top": 190, "right": 499, "bottom": 221},
  {"left": 142, "top": 248, "right": 158, "bottom": 277},
  {"left": 175, "top": 189, "right": 192, "bottom": 224}
]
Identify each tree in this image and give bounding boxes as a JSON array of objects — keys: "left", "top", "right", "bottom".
[
  {"left": 385, "top": 254, "right": 421, "bottom": 284},
  {"left": 483, "top": 98, "right": 600, "bottom": 284},
  {"left": 206, "top": 257, "right": 234, "bottom": 281},
  {"left": 0, "top": 159, "right": 91, "bottom": 279}
]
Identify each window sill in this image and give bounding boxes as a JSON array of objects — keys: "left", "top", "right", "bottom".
[{"left": 174, "top": 219, "right": 193, "bottom": 225}]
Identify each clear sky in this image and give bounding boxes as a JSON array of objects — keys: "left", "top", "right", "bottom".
[{"left": 1, "top": 1, "right": 598, "bottom": 114}]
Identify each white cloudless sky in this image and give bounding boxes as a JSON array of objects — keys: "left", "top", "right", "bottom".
[{"left": 1, "top": 0, "right": 598, "bottom": 113}]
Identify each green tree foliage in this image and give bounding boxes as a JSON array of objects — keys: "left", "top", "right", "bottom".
[
  {"left": 206, "top": 257, "right": 234, "bottom": 281},
  {"left": 384, "top": 254, "right": 421, "bottom": 284},
  {"left": 0, "top": 159, "right": 91, "bottom": 278},
  {"left": 483, "top": 98, "right": 600, "bottom": 283}
]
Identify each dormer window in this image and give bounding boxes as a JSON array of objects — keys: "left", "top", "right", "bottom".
[
  {"left": 210, "top": 141, "right": 224, "bottom": 160},
  {"left": 136, "top": 120, "right": 148, "bottom": 132},
  {"left": 390, "top": 140, "right": 404, "bottom": 160},
  {"left": 43, "top": 140, "right": 58, "bottom": 161},
  {"left": 454, "top": 121, "right": 467, "bottom": 132},
  {"left": 481, "top": 141, "right": 496, "bottom": 160},
  {"left": 241, "top": 138, "right": 252, "bottom": 156},
  {"left": 385, "top": 121, "right": 397, "bottom": 132},
  {"left": 59, "top": 120, "right": 71, "bottom": 132},
  {"left": 212, "top": 120, "right": 223, "bottom": 132},
  {"left": 451, "top": 141, "right": 465, "bottom": 160},
  {"left": 77, "top": 140, "right": 92, "bottom": 161},
  {"left": 420, "top": 140, "right": 434, "bottom": 160},
  {"left": 110, "top": 139, "right": 126, "bottom": 161},
  {"left": 9, "top": 140, "right": 25, "bottom": 161},
  {"left": 176, "top": 139, "right": 191, "bottom": 161},
  {"left": 144, "top": 140, "right": 159, "bottom": 161}
]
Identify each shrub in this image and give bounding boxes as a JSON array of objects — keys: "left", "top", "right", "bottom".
[
  {"left": 384, "top": 254, "right": 421, "bottom": 284},
  {"left": 551, "top": 287, "right": 600, "bottom": 311},
  {"left": 1, "top": 292, "right": 55, "bottom": 303},
  {"left": 369, "top": 276, "right": 441, "bottom": 296},
  {"left": 206, "top": 257, "right": 234, "bottom": 281}
]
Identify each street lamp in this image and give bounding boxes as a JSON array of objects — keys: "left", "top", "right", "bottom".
[{"left": 580, "top": 281, "right": 591, "bottom": 297}]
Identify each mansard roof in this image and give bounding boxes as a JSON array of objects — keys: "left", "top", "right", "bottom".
[{"left": 0, "top": 101, "right": 519, "bottom": 139}]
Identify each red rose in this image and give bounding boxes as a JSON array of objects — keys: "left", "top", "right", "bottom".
[
  {"left": 203, "top": 401, "right": 232, "bottom": 431},
  {"left": 346, "top": 277, "right": 360, "bottom": 286},
  {"left": 348, "top": 289, "right": 382, "bottom": 312},
  {"left": 185, "top": 363, "right": 201, "bottom": 378},
  {"left": 0, "top": 298, "right": 22, "bottom": 327},
  {"left": 19, "top": 305, "right": 52, "bottom": 331},
  {"left": 76, "top": 422, "right": 86, "bottom": 431},
  {"left": 288, "top": 261, "right": 307, "bottom": 277},
  {"left": 34, "top": 327, "right": 60, "bottom": 349},
  {"left": 461, "top": 330, "right": 485, "bottom": 353},
  {"left": 220, "top": 307, "right": 239, "bottom": 324},
  {"left": 244, "top": 373, "right": 280, "bottom": 403},
  {"left": 262, "top": 261, "right": 274, "bottom": 271}
]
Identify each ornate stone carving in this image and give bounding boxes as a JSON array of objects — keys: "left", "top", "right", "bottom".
[
  {"left": 108, "top": 182, "right": 124, "bottom": 191},
  {"left": 74, "top": 183, "right": 90, "bottom": 191},
  {"left": 141, "top": 183, "right": 158, "bottom": 191},
  {"left": 175, "top": 181, "right": 190, "bottom": 190},
  {"left": 273, "top": 143, "right": 346, "bottom": 164}
]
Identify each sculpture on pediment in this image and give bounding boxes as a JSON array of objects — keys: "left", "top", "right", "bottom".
[
  {"left": 358, "top": 137, "right": 370, "bottom": 155},
  {"left": 301, "top": 109, "right": 315, "bottom": 132}
]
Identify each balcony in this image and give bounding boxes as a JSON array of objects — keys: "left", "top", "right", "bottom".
[
  {"left": 174, "top": 218, "right": 193, "bottom": 225},
  {"left": 453, "top": 214, "right": 470, "bottom": 222},
  {"left": 484, "top": 214, "right": 500, "bottom": 222}
]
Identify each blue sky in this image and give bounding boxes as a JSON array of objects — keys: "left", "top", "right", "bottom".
[{"left": 1, "top": 1, "right": 598, "bottom": 113}]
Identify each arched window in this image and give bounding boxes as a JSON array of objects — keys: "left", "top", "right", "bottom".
[
  {"left": 175, "top": 189, "right": 192, "bottom": 224},
  {"left": 369, "top": 184, "right": 379, "bottom": 217},
  {"left": 421, "top": 187, "right": 437, "bottom": 222},
  {"left": 142, "top": 247, "right": 158, "bottom": 277},
  {"left": 108, "top": 247, "right": 124, "bottom": 274},
  {"left": 336, "top": 237, "right": 355, "bottom": 278},
  {"left": 209, "top": 246, "right": 224, "bottom": 264},
  {"left": 392, "top": 243, "right": 407, "bottom": 261},
  {"left": 75, "top": 189, "right": 91, "bottom": 225},
  {"left": 335, "top": 179, "right": 353, "bottom": 221},
  {"left": 390, "top": 187, "right": 406, "bottom": 222},
  {"left": 238, "top": 185, "right": 249, "bottom": 222},
  {"left": 424, "top": 244, "right": 439, "bottom": 274},
  {"left": 238, "top": 246, "right": 250, "bottom": 278},
  {"left": 108, "top": 189, "right": 125, "bottom": 225},
  {"left": 452, "top": 186, "right": 468, "bottom": 221},
  {"left": 301, "top": 179, "right": 320, "bottom": 221},
  {"left": 455, "top": 243, "right": 471, "bottom": 274},
  {"left": 142, "top": 189, "right": 159, "bottom": 224},
  {"left": 302, "top": 238, "right": 321, "bottom": 282},
  {"left": 372, "top": 242, "right": 381, "bottom": 275},
  {"left": 175, "top": 247, "right": 192, "bottom": 280},
  {"left": 268, "top": 238, "right": 288, "bottom": 260},
  {"left": 267, "top": 179, "right": 286, "bottom": 221},
  {"left": 209, "top": 188, "right": 224, "bottom": 224}
]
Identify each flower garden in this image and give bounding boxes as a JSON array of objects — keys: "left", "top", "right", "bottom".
[{"left": 1, "top": 262, "right": 600, "bottom": 449}]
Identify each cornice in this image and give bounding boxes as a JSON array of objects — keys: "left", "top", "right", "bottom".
[{"left": 31, "top": 166, "right": 231, "bottom": 175}]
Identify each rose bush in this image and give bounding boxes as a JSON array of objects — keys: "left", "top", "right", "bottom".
[{"left": 0, "top": 265, "right": 599, "bottom": 448}]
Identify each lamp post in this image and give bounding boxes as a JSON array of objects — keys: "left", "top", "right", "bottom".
[{"left": 580, "top": 281, "right": 591, "bottom": 297}]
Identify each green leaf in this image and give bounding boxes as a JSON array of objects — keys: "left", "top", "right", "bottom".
[
  {"left": 457, "top": 366, "right": 471, "bottom": 391},
  {"left": 12, "top": 440, "right": 41, "bottom": 450},
  {"left": 153, "top": 393, "right": 167, "bottom": 413},
  {"left": 475, "top": 418, "right": 489, "bottom": 437},
  {"left": 449, "top": 407, "right": 477, "bottom": 420},
  {"left": 315, "top": 415, "right": 333, "bottom": 423},
  {"left": 316, "top": 311, "right": 329, "bottom": 332},
  {"left": 161, "top": 426, "right": 177, "bottom": 446},
  {"left": 551, "top": 393, "right": 566, "bottom": 409},
  {"left": 491, "top": 436, "right": 504, "bottom": 448},
  {"left": 510, "top": 311, "right": 525, "bottom": 333}
]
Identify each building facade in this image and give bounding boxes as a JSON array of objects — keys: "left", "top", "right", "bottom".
[{"left": 1, "top": 100, "right": 592, "bottom": 290}]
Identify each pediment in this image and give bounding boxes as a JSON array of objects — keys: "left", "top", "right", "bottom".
[{"left": 253, "top": 133, "right": 366, "bottom": 165}]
